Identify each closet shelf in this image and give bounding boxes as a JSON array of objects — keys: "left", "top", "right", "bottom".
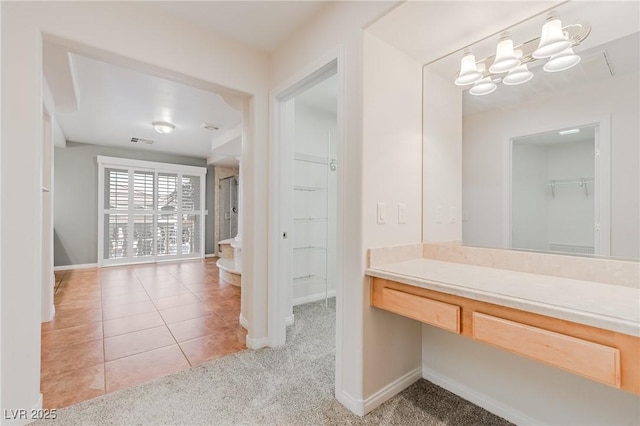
[
  {"left": 294, "top": 152, "right": 328, "bottom": 165},
  {"left": 294, "top": 217, "right": 328, "bottom": 222},
  {"left": 294, "top": 185, "right": 327, "bottom": 192},
  {"left": 293, "top": 274, "right": 326, "bottom": 283},
  {"left": 293, "top": 246, "right": 327, "bottom": 256}
]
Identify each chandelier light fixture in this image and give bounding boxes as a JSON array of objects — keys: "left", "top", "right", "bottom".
[{"left": 454, "top": 11, "right": 590, "bottom": 96}]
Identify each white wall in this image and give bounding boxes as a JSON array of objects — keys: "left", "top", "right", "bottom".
[
  {"left": 423, "top": 69, "right": 462, "bottom": 242},
  {"left": 1, "top": 2, "right": 269, "bottom": 421},
  {"left": 361, "top": 31, "right": 424, "bottom": 405},
  {"left": 546, "top": 140, "right": 595, "bottom": 250},
  {"left": 511, "top": 144, "right": 549, "bottom": 251},
  {"left": 270, "top": 0, "right": 424, "bottom": 415},
  {"left": 422, "top": 327, "right": 640, "bottom": 425},
  {"left": 463, "top": 72, "right": 640, "bottom": 259}
]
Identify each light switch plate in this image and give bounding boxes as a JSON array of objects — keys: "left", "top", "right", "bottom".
[
  {"left": 398, "top": 203, "right": 406, "bottom": 224},
  {"left": 377, "top": 202, "right": 386, "bottom": 224},
  {"left": 436, "top": 205, "right": 443, "bottom": 224}
]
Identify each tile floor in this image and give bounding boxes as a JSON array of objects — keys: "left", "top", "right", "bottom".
[{"left": 42, "top": 258, "right": 245, "bottom": 409}]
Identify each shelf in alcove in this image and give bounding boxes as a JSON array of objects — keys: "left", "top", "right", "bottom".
[
  {"left": 293, "top": 274, "right": 326, "bottom": 283},
  {"left": 294, "top": 217, "right": 328, "bottom": 222},
  {"left": 293, "top": 246, "right": 327, "bottom": 256},
  {"left": 294, "top": 152, "right": 328, "bottom": 165},
  {"left": 294, "top": 185, "right": 327, "bottom": 192}
]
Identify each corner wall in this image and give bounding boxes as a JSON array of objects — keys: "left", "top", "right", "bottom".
[
  {"left": 361, "top": 31, "right": 423, "bottom": 404},
  {"left": 270, "top": 0, "right": 411, "bottom": 414}
]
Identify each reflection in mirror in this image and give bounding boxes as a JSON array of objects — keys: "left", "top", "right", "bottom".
[
  {"left": 511, "top": 124, "right": 598, "bottom": 256},
  {"left": 425, "top": 1, "right": 639, "bottom": 260}
]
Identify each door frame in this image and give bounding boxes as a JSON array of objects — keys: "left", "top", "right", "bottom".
[
  {"left": 268, "top": 47, "right": 344, "bottom": 348},
  {"left": 504, "top": 116, "right": 611, "bottom": 255}
]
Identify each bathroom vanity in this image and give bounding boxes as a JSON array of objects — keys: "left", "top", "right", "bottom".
[{"left": 366, "top": 244, "right": 640, "bottom": 395}]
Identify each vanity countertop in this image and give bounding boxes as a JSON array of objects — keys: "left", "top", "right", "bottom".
[{"left": 366, "top": 258, "right": 640, "bottom": 337}]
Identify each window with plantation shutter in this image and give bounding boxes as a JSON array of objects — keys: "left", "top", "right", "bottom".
[{"left": 98, "top": 156, "right": 206, "bottom": 266}]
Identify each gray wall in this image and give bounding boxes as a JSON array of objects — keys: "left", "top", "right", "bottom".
[
  {"left": 54, "top": 142, "right": 212, "bottom": 266},
  {"left": 205, "top": 164, "right": 215, "bottom": 255}
]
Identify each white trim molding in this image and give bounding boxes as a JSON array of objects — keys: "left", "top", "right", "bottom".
[
  {"left": 336, "top": 367, "right": 422, "bottom": 417},
  {"left": 246, "top": 334, "right": 269, "bottom": 349},
  {"left": 239, "top": 314, "right": 248, "bottom": 329},
  {"left": 292, "top": 290, "right": 336, "bottom": 307},
  {"left": 53, "top": 263, "right": 98, "bottom": 271},
  {"left": 422, "top": 366, "right": 537, "bottom": 426},
  {"left": 285, "top": 314, "right": 295, "bottom": 326},
  {"left": 363, "top": 367, "right": 422, "bottom": 414}
]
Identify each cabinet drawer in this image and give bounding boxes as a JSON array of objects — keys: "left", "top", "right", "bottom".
[
  {"left": 473, "top": 312, "right": 621, "bottom": 388},
  {"left": 379, "top": 287, "right": 460, "bottom": 333}
]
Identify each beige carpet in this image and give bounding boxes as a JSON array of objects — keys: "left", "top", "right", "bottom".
[{"left": 36, "top": 298, "right": 512, "bottom": 425}]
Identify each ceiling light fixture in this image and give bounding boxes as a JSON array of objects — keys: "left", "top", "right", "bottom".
[
  {"left": 502, "top": 50, "right": 534, "bottom": 85},
  {"left": 454, "top": 11, "right": 590, "bottom": 96},
  {"left": 489, "top": 32, "right": 520, "bottom": 73},
  {"left": 454, "top": 50, "right": 483, "bottom": 86},
  {"left": 543, "top": 47, "right": 581, "bottom": 72},
  {"left": 469, "top": 64, "right": 497, "bottom": 96},
  {"left": 152, "top": 121, "right": 175, "bottom": 134},
  {"left": 532, "top": 12, "right": 572, "bottom": 59}
]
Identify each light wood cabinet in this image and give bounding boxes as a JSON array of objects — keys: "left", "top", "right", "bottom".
[{"left": 371, "top": 277, "right": 640, "bottom": 395}]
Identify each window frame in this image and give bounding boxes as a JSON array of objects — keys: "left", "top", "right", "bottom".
[{"left": 97, "top": 156, "right": 207, "bottom": 267}]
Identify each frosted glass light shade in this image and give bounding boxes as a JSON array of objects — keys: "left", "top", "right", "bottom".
[
  {"left": 533, "top": 15, "right": 571, "bottom": 59},
  {"left": 455, "top": 52, "right": 483, "bottom": 86},
  {"left": 503, "top": 64, "right": 534, "bottom": 85},
  {"left": 469, "top": 77, "right": 497, "bottom": 96},
  {"left": 489, "top": 36, "right": 520, "bottom": 73},
  {"left": 544, "top": 48, "right": 581, "bottom": 72},
  {"left": 152, "top": 121, "right": 175, "bottom": 134}
]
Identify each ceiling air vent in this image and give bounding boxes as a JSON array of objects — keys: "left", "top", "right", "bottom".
[
  {"left": 200, "top": 123, "right": 220, "bottom": 131},
  {"left": 131, "top": 137, "right": 155, "bottom": 144}
]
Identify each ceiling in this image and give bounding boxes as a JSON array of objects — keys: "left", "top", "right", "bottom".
[
  {"left": 514, "top": 125, "right": 596, "bottom": 145},
  {"left": 47, "top": 1, "right": 337, "bottom": 165},
  {"left": 54, "top": 54, "right": 241, "bottom": 159},
  {"left": 152, "top": 1, "right": 328, "bottom": 52}
]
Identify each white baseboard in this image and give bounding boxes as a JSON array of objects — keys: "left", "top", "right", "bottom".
[
  {"left": 337, "top": 389, "right": 364, "bottom": 416},
  {"left": 246, "top": 334, "right": 269, "bottom": 349},
  {"left": 292, "top": 289, "right": 336, "bottom": 306},
  {"left": 239, "top": 314, "right": 248, "bottom": 329},
  {"left": 204, "top": 254, "right": 217, "bottom": 258},
  {"left": 6, "top": 393, "right": 42, "bottom": 426},
  {"left": 285, "top": 314, "right": 295, "bottom": 326},
  {"left": 335, "top": 367, "right": 422, "bottom": 417},
  {"left": 363, "top": 367, "right": 422, "bottom": 414},
  {"left": 53, "top": 263, "right": 98, "bottom": 271},
  {"left": 422, "top": 366, "right": 537, "bottom": 425},
  {"left": 42, "top": 303, "right": 55, "bottom": 323}
]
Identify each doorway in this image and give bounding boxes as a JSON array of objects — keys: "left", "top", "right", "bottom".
[
  {"left": 219, "top": 175, "right": 239, "bottom": 242},
  {"left": 510, "top": 122, "right": 610, "bottom": 256},
  {"left": 269, "top": 54, "right": 343, "bottom": 348}
]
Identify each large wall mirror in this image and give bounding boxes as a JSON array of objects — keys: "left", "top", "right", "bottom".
[{"left": 424, "top": 1, "right": 639, "bottom": 260}]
